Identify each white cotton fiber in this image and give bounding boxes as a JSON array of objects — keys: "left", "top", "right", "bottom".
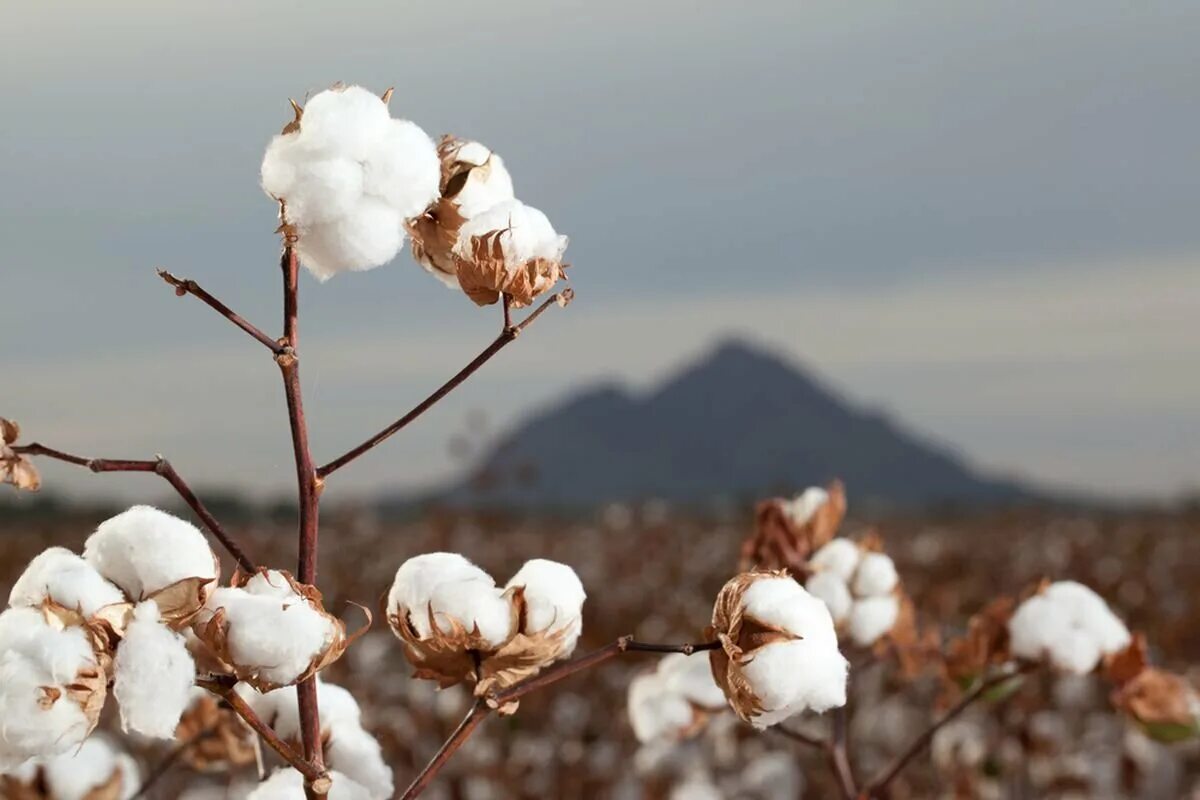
[
  {"left": 113, "top": 601, "right": 195, "bottom": 738},
  {"left": 852, "top": 553, "right": 899, "bottom": 597},
  {"left": 42, "top": 734, "right": 140, "bottom": 800},
  {"left": 248, "top": 768, "right": 372, "bottom": 800},
  {"left": 442, "top": 140, "right": 516, "bottom": 220},
  {"left": 198, "top": 570, "right": 337, "bottom": 687},
  {"left": 505, "top": 559, "right": 586, "bottom": 650},
  {"left": 808, "top": 539, "right": 861, "bottom": 583},
  {"left": 1008, "top": 581, "right": 1129, "bottom": 675},
  {"left": 389, "top": 553, "right": 511, "bottom": 645},
  {"left": 0, "top": 608, "right": 97, "bottom": 769},
  {"left": 9, "top": 547, "right": 127, "bottom": 617},
  {"left": 83, "top": 506, "right": 217, "bottom": 601},
  {"left": 261, "top": 85, "right": 440, "bottom": 280},
  {"left": 453, "top": 199, "right": 567, "bottom": 269},
  {"left": 741, "top": 575, "right": 841, "bottom": 648},
  {"left": 241, "top": 680, "right": 363, "bottom": 741},
  {"left": 425, "top": 579, "right": 511, "bottom": 647},
  {"left": 847, "top": 595, "right": 900, "bottom": 648},
  {"left": 658, "top": 653, "right": 726, "bottom": 710},
  {"left": 627, "top": 670, "right": 695, "bottom": 744},
  {"left": 784, "top": 487, "right": 829, "bottom": 525},
  {"left": 326, "top": 722, "right": 394, "bottom": 800},
  {"left": 805, "top": 571, "right": 853, "bottom": 624}
]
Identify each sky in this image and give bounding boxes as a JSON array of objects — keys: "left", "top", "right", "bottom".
[{"left": 1, "top": 1, "right": 1198, "bottom": 502}]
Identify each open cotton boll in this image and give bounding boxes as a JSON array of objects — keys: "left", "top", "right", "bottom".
[
  {"left": 505, "top": 559, "right": 586, "bottom": 647},
  {"left": 454, "top": 200, "right": 567, "bottom": 270},
  {"left": 248, "top": 768, "right": 372, "bottom": 800},
  {"left": 0, "top": 608, "right": 101, "bottom": 769},
  {"left": 805, "top": 571, "right": 853, "bottom": 624},
  {"left": 326, "top": 722, "right": 394, "bottom": 800},
  {"left": 9, "top": 547, "right": 127, "bottom": 617},
  {"left": 848, "top": 595, "right": 900, "bottom": 648},
  {"left": 362, "top": 120, "right": 442, "bottom": 219},
  {"left": 741, "top": 575, "right": 842, "bottom": 648},
  {"left": 389, "top": 553, "right": 494, "bottom": 617},
  {"left": 424, "top": 579, "right": 511, "bottom": 647},
  {"left": 627, "top": 671, "right": 696, "bottom": 743},
  {"left": 852, "top": 553, "right": 899, "bottom": 598},
  {"left": 113, "top": 601, "right": 195, "bottom": 738},
  {"left": 739, "top": 636, "right": 849, "bottom": 728},
  {"left": 1042, "top": 581, "right": 1131, "bottom": 654},
  {"left": 83, "top": 505, "right": 217, "bottom": 603},
  {"left": 784, "top": 487, "right": 829, "bottom": 525},
  {"left": 295, "top": 199, "right": 406, "bottom": 281},
  {"left": 658, "top": 653, "right": 726, "bottom": 709},
  {"left": 42, "top": 734, "right": 140, "bottom": 800},
  {"left": 808, "top": 539, "right": 861, "bottom": 583},
  {"left": 1008, "top": 582, "right": 1129, "bottom": 675},
  {"left": 438, "top": 139, "right": 516, "bottom": 220},
  {"left": 292, "top": 85, "right": 392, "bottom": 160}
]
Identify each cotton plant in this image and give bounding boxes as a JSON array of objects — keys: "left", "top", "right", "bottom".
[
  {"left": 741, "top": 480, "right": 847, "bottom": 572},
  {"left": 386, "top": 553, "right": 586, "bottom": 710},
  {"left": 805, "top": 535, "right": 905, "bottom": 648}
]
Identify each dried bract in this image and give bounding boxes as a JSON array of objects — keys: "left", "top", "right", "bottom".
[
  {"left": 0, "top": 418, "right": 41, "bottom": 493},
  {"left": 452, "top": 200, "right": 569, "bottom": 308},
  {"left": 741, "top": 481, "right": 847, "bottom": 572}
]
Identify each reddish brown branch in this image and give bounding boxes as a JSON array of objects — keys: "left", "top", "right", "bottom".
[
  {"left": 863, "top": 663, "right": 1034, "bottom": 797},
  {"left": 316, "top": 288, "right": 574, "bottom": 479},
  {"left": 398, "top": 700, "right": 490, "bottom": 800},
  {"left": 157, "top": 269, "right": 284, "bottom": 355},
  {"left": 12, "top": 444, "right": 255, "bottom": 572}
]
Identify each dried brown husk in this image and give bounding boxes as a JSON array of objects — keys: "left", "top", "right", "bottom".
[
  {"left": 1, "top": 453, "right": 41, "bottom": 492},
  {"left": 474, "top": 587, "right": 575, "bottom": 713},
  {"left": 0, "top": 417, "right": 20, "bottom": 445},
  {"left": 740, "top": 480, "right": 846, "bottom": 573},
  {"left": 174, "top": 692, "right": 257, "bottom": 771},
  {"left": 943, "top": 595, "right": 1015, "bottom": 687},
  {"left": 0, "top": 773, "right": 44, "bottom": 800},
  {"left": 877, "top": 591, "right": 941, "bottom": 679},
  {"left": 38, "top": 598, "right": 133, "bottom": 678},
  {"left": 706, "top": 570, "right": 800, "bottom": 724},
  {"left": 1112, "top": 667, "right": 1199, "bottom": 738},
  {"left": 192, "top": 568, "right": 351, "bottom": 692},
  {"left": 387, "top": 602, "right": 501, "bottom": 690},
  {"left": 453, "top": 230, "right": 565, "bottom": 308},
  {"left": 147, "top": 556, "right": 221, "bottom": 629}
]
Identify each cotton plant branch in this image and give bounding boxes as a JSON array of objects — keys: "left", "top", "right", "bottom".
[
  {"left": 158, "top": 269, "right": 285, "bottom": 355},
  {"left": 829, "top": 705, "right": 857, "bottom": 800},
  {"left": 9, "top": 443, "right": 256, "bottom": 572},
  {"left": 398, "top": 636, "right": 720, "bottom": 799},
  {"left": 316, "top": 287, "right": 574, "bottom": 480},
  {"left": 131, "top": 724, "right": 222, "bottom": 800},
  {"left": 862, "top": 662, "right": 1036, "bottom": 797}
]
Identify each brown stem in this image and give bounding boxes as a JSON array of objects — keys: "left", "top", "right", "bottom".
[
  {"left": 157, "top": 269, "right": 285, "bottom": 355},
  {"left": 197, "top": 677, "right": 328, "bottom": 789},
  {"left": 316, "top": 288, "right": 574, "bottom": 479},
  {"left": 863, "top": 664, "right": 1033, "bottom": 797},
  {"left": 12, "top": 444, "right": 255, "bottom": 572},
  {"left": 398, "top": 700, "right": 490, "bottom": 800},
  {"left": 131, "top": 725, "right": 221, "bottom": 799},
  {"left": 829, "top": 705, "right": 857, "bottom": 800},
  {"left": 773, "top": 725, "right": 827, "bottom": 751},
  {"left": 276, "top": 245, "right": 325, "bottom": 798}
]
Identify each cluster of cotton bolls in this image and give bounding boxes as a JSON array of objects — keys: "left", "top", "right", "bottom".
[
  {"left": 0, "top": 506, "right": 216, "bottom": 768},
  {"left": 238, "top": 679, "right": 392, "bottom": 799},
  {"left": 805, "top": 537, "right": 902, "bottom": 648},
  {"left": 626, "top": 652, "right": 727, "bottom": 744},
  {"left": 1008, "top": 581, "right": 1131, "bottom": 674},
  {"left": 387, "top": 553, "right": 585, "bottom": 704},
  {"left": 193, "top": 568, "right": 346, "bottom": 691},
  {"left": 707, "top": 571, "right": 848, "bottom": 729},
  {"left": 0, "top": 734, "right": 141, "bottom": 800}
]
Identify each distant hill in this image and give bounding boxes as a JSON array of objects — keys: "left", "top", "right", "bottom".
[{"left": 442, "top": 339, "right": 1035, "bottom": 509}]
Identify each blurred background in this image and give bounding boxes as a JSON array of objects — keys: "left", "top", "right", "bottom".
[{"left": 3, "top": 2, "right": 1200, "bottom": 798}]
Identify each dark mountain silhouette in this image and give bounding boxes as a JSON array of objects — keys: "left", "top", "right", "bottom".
[{"left": 447, "top": 339, "right": 1035, "bottom": 509}]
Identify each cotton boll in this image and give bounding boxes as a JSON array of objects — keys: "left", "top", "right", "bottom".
[
  {"left": 741, "top": 636, "right": 849, "bottom": 728},
  {"left": 852, "top": 553, "right": 899, "bottom": 598},
  {"left": 741, "top": 575, "right": 840, "bottom": 648},
  {"left": 1008, "top": 582, "right": 1128, "bottom": 675},
  {"left": 455, "top": 200, "right": 567, "bottom": 269},
  {"left": 42, "top": 735, "right": 140, "bottom": 800},
  {"left": 296, "top": 86, "right": 392, "bottom": 160},
  {"left": 9, "top": 547, "right": 128, "bottom": 617},
  {"left": 1050, "top": 628, "right": 1104, "bottom": 675},
  {"left": 248, "top": 768, "right": 372, "bottom": 800},
  {"left": 277, "top": 158, "right": 365, "bottom": 225},
  {"left": 627, "top": 671, "right": 695, "bottom": 743},
  {"left": 658, "top": 653, "right": 726, "bottom": 710},
  {"left": 425, "top": 579, "right": 511, "bottom": 648},
  {"left": 326, "top": 722, "right": 394, "bottom": 800},
  {"left": 83, "top": 506, "right": 217, "bottom": 602},
  {"left": 438, "top": 139, "right": 515, "bottom": 219},
  {"left": 848, "top": 595, "right": 900, "bottom": 648},
  {"left": 809, "top": 539, "right": 861, "bottom": 583},
  {"left": 388, "top": 553, "right": 503, "bottom": 640},
  {"left": 296, "top": 198, "right": 406, "bottom": 281},
  {"left": 362, "top": 119, "right": 440, "bottom": 219},
  {"left": 784, "top": 487, "right": 829, "bottom": 525},
  {"left": 389, "top": 553, "right": 494, "bottom": 616},
  {"left": 505, "top": 559, "right": 586, "bottom": 650},
  {"left": 113, "top": 601, "right": 195, "bottom": 738},
  {"left": 1042, "top": 581, "right": 1131, "bottom": 654},
  {"left": 806, "top": 572, "right": 853, "bottom": 624}
]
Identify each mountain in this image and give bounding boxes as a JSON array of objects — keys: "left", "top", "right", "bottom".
[{"left": 446, "top": 339, "right": 1035, "bottom": 509}]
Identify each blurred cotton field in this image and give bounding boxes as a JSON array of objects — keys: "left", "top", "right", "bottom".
[{"left": 2, "top": 502, "right": 1199, "bottom": 799}]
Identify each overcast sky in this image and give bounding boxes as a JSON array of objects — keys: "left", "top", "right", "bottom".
[{"left": 2, "top": 1, "right": 1197, "bottom": 502}]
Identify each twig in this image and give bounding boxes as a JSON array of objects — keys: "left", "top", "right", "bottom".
[
  {"left": 773, "top": 724, "right": 827, "bottom": 751},
  {"left": 829, "top": 705, "right": 857, "bottom": 800},
  {"left": 275, "top": 245, "right": 326, "bottom": 799},
  {"left": 397, "top": 700, "right": 490, "bottom": 800},
  {"left": 11, "top": 444, "right": 255, "bottom": 572},
  {"left": 316, "top": 288, "right": 574, "bottom": 479},
  {"left": 157, "top": 269, "right": 284, "bottom": 355},
  {"left": 131, "top": 726, "right": 221, "bottom": 799},
  {"left": 197, "top": 677, "right": 329, "bottom": 791},
  {"left": 863, "top": 663, "right": 1034, "bottom": 797}
]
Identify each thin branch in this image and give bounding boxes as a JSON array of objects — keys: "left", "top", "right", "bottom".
[
  {"left": 157, "top": 269, "right": 284, "bottom": 355},
  {"left": 397, "top": 700, "right": 490, "bottom": 800},
  {"left": 12, "top": 444, "right": 255, "bottom": 572},
  {"left": 829, "top": 705, "right": 857, "bottom": 800},
  {"left": 773, "top": 724, "right": 827, "bottom": 751},
  {"left": 316, "top": 288, "right": 574, "bottom": 479},
  {"left": 131, "top": 726, "right": 221, "bottom": 799},
  {"left": 863, "top": 663, "right": 1034, "bottom": 797},
  {"left": 197, "top": 677, "right": 328, "bottom": 790}
]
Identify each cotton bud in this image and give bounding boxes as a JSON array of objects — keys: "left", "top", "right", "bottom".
[
  {"left": 84, "top": 506, "right": 220, "bottom": 626},
  {"left": 40, "top": 734, "right": 140, "bottom": 800},
  {"left": 707, "top": 571, "right": 847, "bottom": 728},
  {"left": 409, "top": 136, "right": 517, "bottom": 288},
  {"left": 248, "top": 768, "right": 372, "bottom": 800},
  {"left": 741, "top": 481, "right": 846, "bottom": 572},
  {"left": 627, "top": 653, "right": 726, "bottom": 743},
  {"left": 193, "top": 569, "right": 349, "bottom": 691},
  {"left": 0, "top": 418, "right": 41, "bottom": 492},
  {"left": 1008, "top": 581, "right": 1130, "bottom": 674},
  {"left": 451, "top": 199, "right": 569, "bottom": 308},
  {"left": 113, "top": 601, "right": 195, "bottom": 739},
  {"left": 0, "top": 608, "right": 107, "bottom": 769},
  {"left": 261, "top": 85, "right": 440, "bottom": 280},
  {"left": 387, "top": 553, "right": 586, "bottom": 709},
  {"left": 175, "top": 688, "right": 257, "bottom": 772}
]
